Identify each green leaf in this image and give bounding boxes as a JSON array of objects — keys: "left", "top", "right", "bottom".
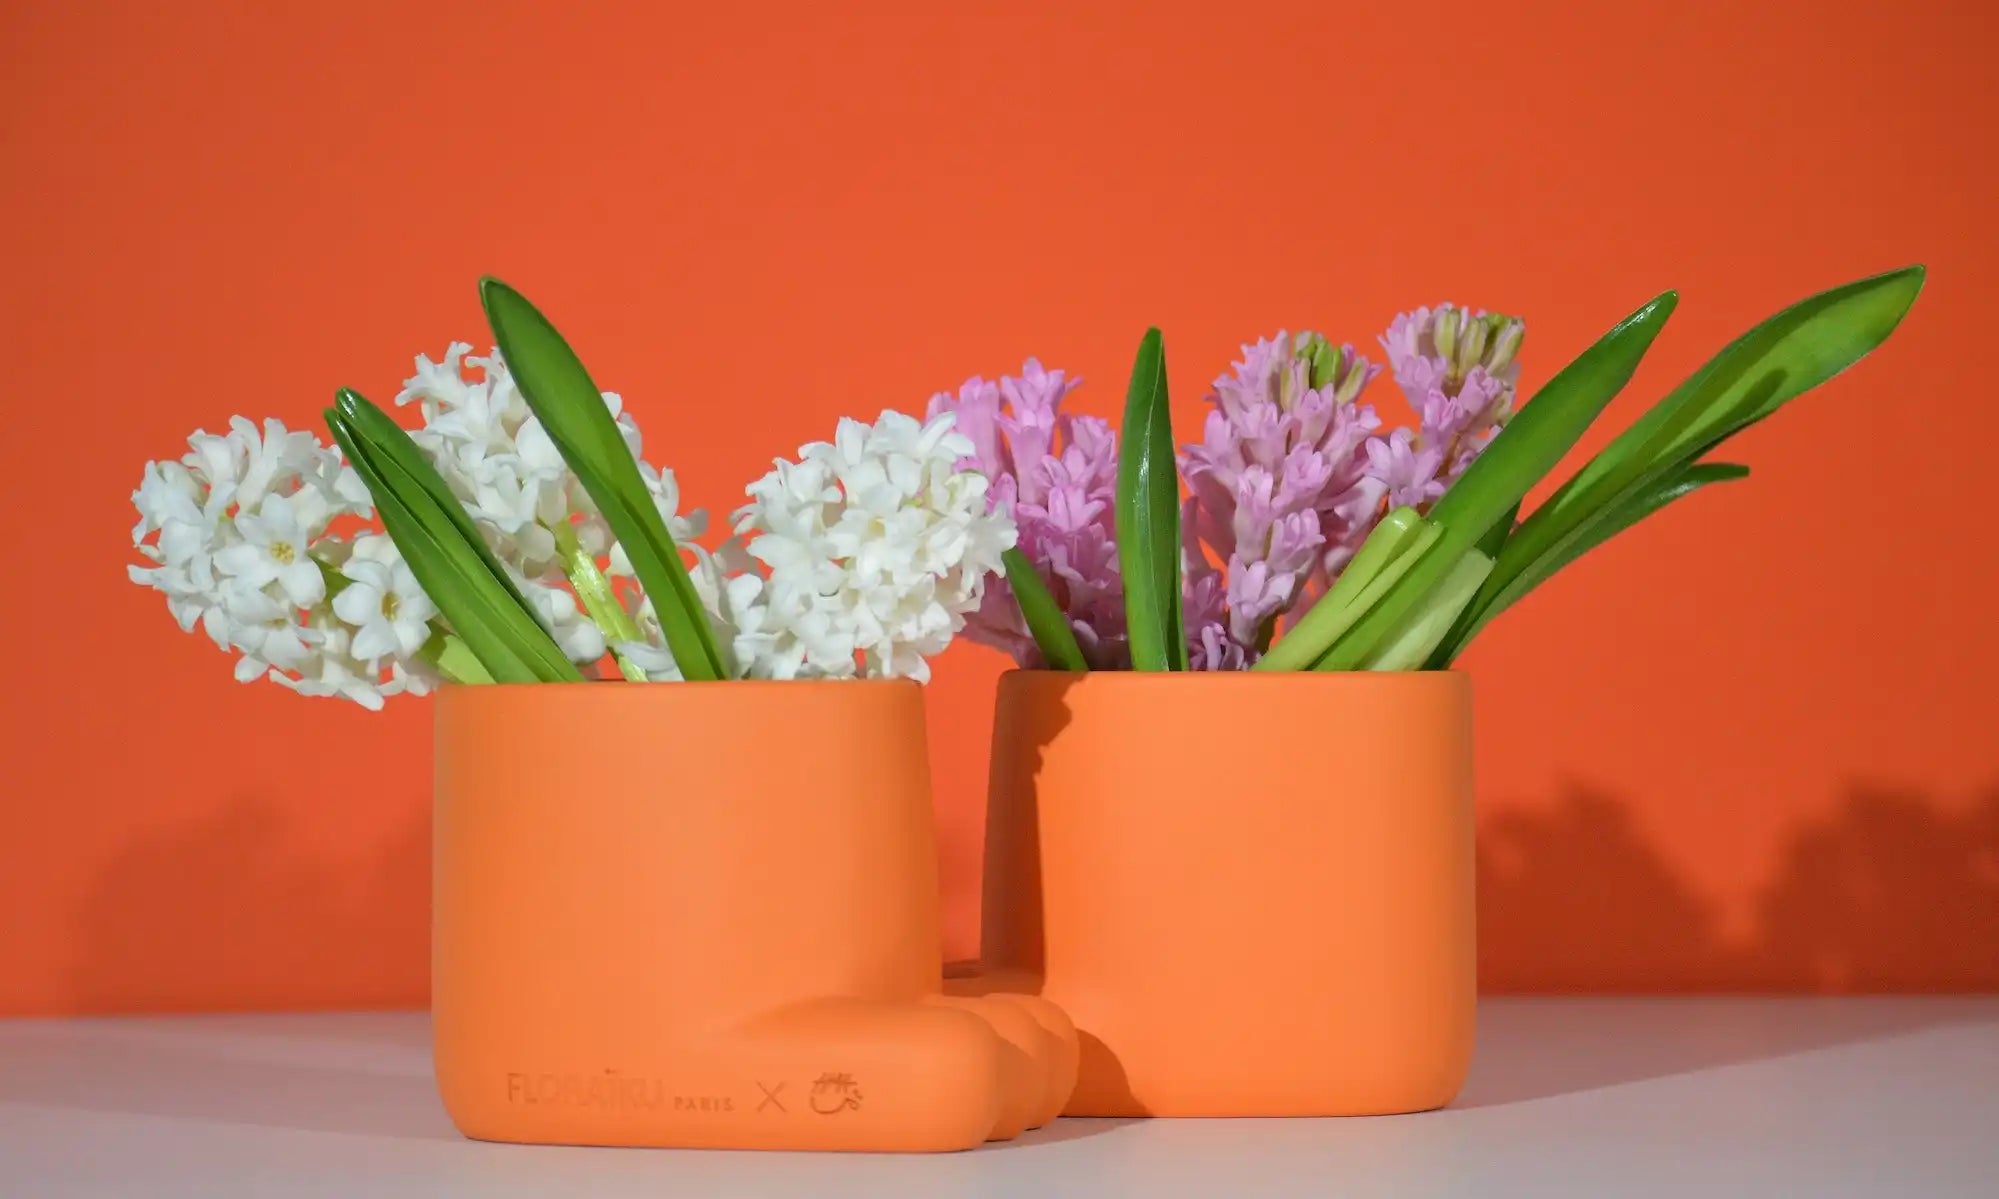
[
  {"left": 1117, "top": 327, "right": 1186, "bottom": 671},
  {"left": 479, "top": 277, "right": 729, "bottom": 681},
  {"left": 1314, "top": 290, "right": 1680, "bottom": 671},
  {"left": 326, "top": 397, "right": 581, "bottom": 684},
  {"left": 1002, "top": 548, "right": 1088, "bottom": 671},
  {"left": 1428, "top": 462, "right": 1749, "bottom": 666},
  {"left": 330, "top": 404, "right": 576, "bottom": 683},
  {"left": 1257, "top": 506, "right": 1424, "bottom": 671},
  {"left": 1477, "top": 499, "right": 1520, "bottom": 560},
  {"left": 1361, "top": 547, "right": 1494, "bottom": 672},
  {"left": 1425, "top": 291, "right": 1679, "bottom": 546},
  {"left": 1469, "top": 266, "right": 1924, "bottom": 652},
  {"left": 334, "top": 390, "right": 553, "bottom": 614}
]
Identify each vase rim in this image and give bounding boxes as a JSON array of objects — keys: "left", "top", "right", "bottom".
[
  {"left": 998, "top": 667, "right": 1468, "bottom": 684},
  {"left": 440, "top": 676, "right": 922, "bottom": 691}
]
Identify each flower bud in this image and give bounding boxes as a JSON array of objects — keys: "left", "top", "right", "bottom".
[
  {"left": 1485, "top": 314, "right": 1525, "bottom": 375},
  {"left": 1303, "top": 333, "right": 1338, "bottom": 391},
  {"left": 1330, "top": 349, "right": 1372, "bottom": 405},
  {"left": 1433, "top": 307, "right": 1462, "bottom": 363}
]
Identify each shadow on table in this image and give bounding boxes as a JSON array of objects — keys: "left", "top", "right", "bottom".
[
  {"left": 1454, "top": 996, "right": 1990, "bottom": 1109},
  {"left": 1, "top": 1013, "right": 1142, "bottom": 1150},
  {"left": 1000, "top": 1117, "right": 1144, "bottom": 1148}
]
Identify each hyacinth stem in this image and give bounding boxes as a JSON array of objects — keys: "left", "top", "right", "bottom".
[
  {"left": 1304, "top": 522, "right": 1440, "bottom": 670},
  {"left": 553, "top": 520, "right": 648, "bottom": 683},
  {"left": 1359, "top": 548, "right": 1493, "bottom": 671},
  {"left": 419, "top": 629, "right": 495, "bottom": 685},
  {"left": 1257, "top": 507, "right": 1425, "bottom": 671}
]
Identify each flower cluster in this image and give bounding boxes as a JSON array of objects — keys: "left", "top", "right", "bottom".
[
  {"left": 1372, "top": 305, "right": 1525, "bottom": 509},
  {"left": 133, "top": 339, "right": 1014, "bottom": 700},
  {"left": 1170, "top": 308, "right": 1524, "bottom": 666},
  {"left": 128, "top": 417, "right": 436, "bottom": 709},
  {"left": 1181, "top": 333, "right": 1386, "bottom": 662},
  {"left": 962, "top": 307, "right": 1524, "bottom": 671},
  {"left": 725, "top": 409, "right": 1016, "bottom": 681},
  {"left": 129, "top": 347, "right": 728, "bottom": 707},
  {"left": 398, "top": 342, "right": 657, "bottom": 664},
  {"left": 927, "top": 362, "right": 1127, "bottom": 668},
  {"left": 132, "top": 301, "right": 1529, "bottom": 700}
]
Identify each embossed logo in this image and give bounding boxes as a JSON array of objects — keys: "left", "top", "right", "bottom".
[
  {"left": 505, "top": 1070, "right": 734, "bottom": 1113},
  {"left": 809, "top": 1072, "right": 863, "bottom": 1115}
]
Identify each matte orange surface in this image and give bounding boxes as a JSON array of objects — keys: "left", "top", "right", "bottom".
[
  {"left": 3, "top": 1, "right": 1994, "bottom": 1015},
  {"left": 979, "top": 671, "right": 1476, "bottom": 1115},
  {"left": 433, "top": 680, "right": 1074, "bottom": 1150}
]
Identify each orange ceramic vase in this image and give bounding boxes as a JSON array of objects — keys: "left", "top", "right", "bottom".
[
  {"left": 433, "top": 680, "right": 1077, "bottom": 1152},
  {"left": 976, "top": 669, "right": 1475, "bottom": 1117}
]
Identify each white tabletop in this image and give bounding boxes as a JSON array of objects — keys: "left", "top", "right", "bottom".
[{"left": 2, "top": 998, "right": 1994, "bottom": 1197}]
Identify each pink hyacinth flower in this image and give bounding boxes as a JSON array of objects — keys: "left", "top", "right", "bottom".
[
  {"left": 1180, "top": 332, "right": 1386, "bottom": 665},
  {"left": 1375, "top": 304, "right": 1525, "bottom": 500},
  {"left": 927, "top": 360, "right": 1129, "bottom": 668}
]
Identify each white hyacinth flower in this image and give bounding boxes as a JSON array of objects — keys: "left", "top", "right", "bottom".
[
  {"left": 333, "top": 555, "right": 439, "bottom": 664},
  {"left": 272, "top": 618, "right": 399, "bottom": 711},
  {"left": 517, "top": 573, "right": 608, "bottom": 664},
  {"left": 129, "top": 418, "right": 425, "bottom": 708},
  {"left": 396, "top": 343, "right": 645, "bottom": 582},
  {"left": 215, "top": 491, "right": 329, "bottom": 609},
  {"left": 727, "top": 409, "right": 1017, "bottom": 682},
  {"left": 395, "top": 344, "right": 686, "bottom": 667}
]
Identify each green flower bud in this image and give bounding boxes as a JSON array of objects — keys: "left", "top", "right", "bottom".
[
  {"left": 1486, "top": 315, "right": 1525, "bottom": 375},
  {"left": 1433, "top": 308, "right": 1462, "bottom": 363},
  {"left": 1305, "top": 333, "right": 1339, "bottom": 391}
]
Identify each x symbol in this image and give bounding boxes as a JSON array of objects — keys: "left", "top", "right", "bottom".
[{"left": 756, "top": 1081, "right": 786, "bottom": 1113}]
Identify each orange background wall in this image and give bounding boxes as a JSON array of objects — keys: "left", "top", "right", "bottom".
[{"left": 3, "top": 1, "right": 1994, "bottom": 1015}]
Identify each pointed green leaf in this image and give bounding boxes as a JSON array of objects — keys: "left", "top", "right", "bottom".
[
  {"left": 1426, "top": 461, "right": 1750, "bottom": 666},
  {"left": 1117, "top": 328, "right": 1186, "bottom": 671},
  {"left": 1477, "top": 499, "right": 1520, "bottom": 560},
  {"left": 334, "top": 390, "right": 550, "bottom": 618},
  {"left": 1474, "top": 266, "right": 1924, "bottom": 647},
  {"left": 1314, "top": 291, "right": 1679, "bottom": 670},
  {"left": 479, "top": 277, "right": 728, "bottom": 681},
  {"left": 1003, "top": 548, "right": 1088, "bottom": 671},
  {"left": 332, "top": 410, "right": 576, "bottom": 682},
  {"left": 1424, "top": 291, "right": 1678, "bottom": 545},
  {"left": 326, "top": 403, "right": 580, "bottom": 683}
]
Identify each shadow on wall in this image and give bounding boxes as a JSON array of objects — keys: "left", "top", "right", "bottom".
[
  {"left": 66, "top": 796, "right": 429, "bottom": 1013},
  {"left": 1478, "top": 784, "right": 1999, "bottom": 991},
  {"left": 61, "top": 782, "right": 1999, "bottom": 1009}
]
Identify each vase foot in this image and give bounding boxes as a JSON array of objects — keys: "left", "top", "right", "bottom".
[{"left": 436, "top": 992, "right": 1077, "bottom": 1152}]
